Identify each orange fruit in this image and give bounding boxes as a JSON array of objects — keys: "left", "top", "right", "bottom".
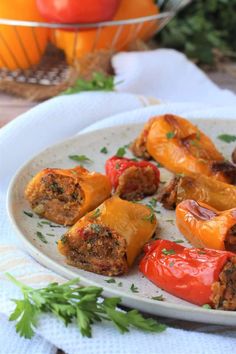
[
  {"left": 53, "top": 0, "right": 159, "bottom": 64},
  {"left": 0, "top": 0, "right": 49, "bottom": 70}
]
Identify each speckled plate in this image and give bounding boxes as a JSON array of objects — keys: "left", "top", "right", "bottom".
[{"left": 7, "top": 116, "right": 236, "bottom": 326}]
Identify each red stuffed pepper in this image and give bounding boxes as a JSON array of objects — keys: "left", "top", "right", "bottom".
[
  {"left": 105, "top": 156, "right": 160, "bottom": 200},
  {"left": 139, "top": 239, "right": 236, "bottom": 310}
]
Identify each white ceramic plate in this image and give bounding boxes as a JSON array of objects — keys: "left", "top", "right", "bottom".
[{"left": 7, "top": 117, "right": 236, "bottom": 326}]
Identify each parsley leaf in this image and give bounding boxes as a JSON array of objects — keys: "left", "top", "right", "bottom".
[
  {"left": 23, "top": 211, "right": 33, "bottom": 218},
  {"left": 91, "top": 208, "right": 101, "bottom": 219},
  {"left": 115, "top": 147, "right": 126, "bottom": 158},
  {"left": 6, "top": 274, "right": 166, "bottom": 339},
  {"left": 151, "top": 295, "right": 165, "bottom": 301},
  {"left": 166, "top": 131, "right": 175, "bottom": 139},
  {"left": 105, "top": 278, "right": 116, "bottom": 284},
  {"left": 130, "top": 284, "right": 139, "bottom": 293},
  {"left": 217, "top": 134, "right": 236, "bottom": 143},
  {"left": 69, "top": 155, "right": 93, "bottom": 164},
  {"left": 62, "top": 72, "right": 116, "bottom": 95},
  {"left": 162, "top": 248, "right": 176, "bottom": 256},
  {"left": 36, "top": 231, "right": 47, "bottom": 244},
  {"left": 100, "top": 147, "right": 108, "bottom": 154}
]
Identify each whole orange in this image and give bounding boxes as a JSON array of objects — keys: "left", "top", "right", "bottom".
[
  {"left": 53, "top": 0, "right": 159, "bottom": 64},
  {"left": 0, "top": 0, "right": 49, "bottom": 70}
]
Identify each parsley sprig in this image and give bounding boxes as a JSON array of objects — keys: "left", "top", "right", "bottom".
[
  {"left": 6, "top": 274, "right": 166, "bottom": 339},
  {"left": 62, "top": 72, "right": 116, "bottom": 95}
]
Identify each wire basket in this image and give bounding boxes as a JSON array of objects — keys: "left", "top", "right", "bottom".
[{"left": 0, "top": 1, "right": 190, "bottom": 86}]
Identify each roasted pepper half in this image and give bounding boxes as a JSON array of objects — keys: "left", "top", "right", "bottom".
[
  {"left": 105, "top": 156, "right": 160, "bottom": 200},
  {"left": 25, "top": 166, "right": 111, "bottom": 226},
  {"left": 58, "top": 196, "right": 157, "bottom": 276},
  {"left": 158, "top": 174, "right": 236, "bottom": 211},
  {"left": 131, "top": 114, "right": 236, "bottom": 184},
  {"left": 139, "top": 239, "right": 236, "bottom": 309},
  {"left": 176, "top": 200, "right": 236, "bottom": 252}
]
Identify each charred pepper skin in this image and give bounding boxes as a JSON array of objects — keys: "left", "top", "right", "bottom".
[
  {"left": 139, "top": 239, "right": 235, "bottom": 307},
  {"left": 176, "top": 200, "right": 236, "bottom": 252},
  {"left": 158, "top": 174, "right": 236, "bottom": 211},
  {"left": 132, "top": 114, "right": 236, "bottom": 184}
]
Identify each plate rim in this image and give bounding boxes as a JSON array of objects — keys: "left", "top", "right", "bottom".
[{"left": 7, "top": 120, "right": 236, "bottom": 326}]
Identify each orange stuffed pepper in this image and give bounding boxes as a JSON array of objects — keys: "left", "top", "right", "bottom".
[
  {"left": 159, "top": 174, "right": 236, "bottom": 211},
  {"left": 131, "top": 114, "right": 236, "bottom": 184},
  {"left": 25, "top": 166, "right": 111, "bottom": 226},
  {"left": 58, "top": 196, "right": 157, "bottom": 275},
  {"left": 176, "top": 200, "right": 236, "bottom": 252}
]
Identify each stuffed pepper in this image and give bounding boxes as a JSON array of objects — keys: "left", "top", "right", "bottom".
[
  {"left": 58, "top": 196, "right": 157, "bottom": 276},
  {"left": 131, "top": 114, "right": 236, "bottom": 184},
  {"left": 176, "top": 200, "right": 236, "bottom": 252},
  {"left": 158, "top": 174, "right": 236, "bottom": 211},
  {"left": 139, "top": 239, "right": 236, "bottom": 309},
  {"left": 25, "top": 166, "right": 111, "bottom": 226},
  {"left": 105, "top": 156, "right": 160, "bottom": 200}
]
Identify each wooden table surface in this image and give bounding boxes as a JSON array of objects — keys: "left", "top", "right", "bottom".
[{"left": 0, "top": 67, "right": 236, "bottom": 128}]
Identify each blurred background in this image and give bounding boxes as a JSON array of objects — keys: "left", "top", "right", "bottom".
[{"left": 0, "top": 0, "right": 236, "bottom": 125}]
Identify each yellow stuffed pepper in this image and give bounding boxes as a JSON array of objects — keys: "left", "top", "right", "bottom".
[
  {"left": 25, "top": 166, "right": 111, "bottom": 226},
  {"left": 176, "top": 199, "right": 236, "bottom": 252},
  {"left": 58, "top": 196, "right": 157, "bottom": 275}
]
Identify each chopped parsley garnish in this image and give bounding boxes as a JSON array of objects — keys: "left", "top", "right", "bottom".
[
  {"left": 143, "top": 209, "right": 155, "bottom": 224},
  {"left": 173, "top": 239, "right": 184, "bottom": 243},
  {"left": 169, "top": 261, "right": 175, "bottom": 267},
  {"left": 115, "top": 162, "right": 120, "bottom": 170},
  {"left": 91, "top": 208, "right": 101, "bottom": 219},
  {"left": 166, "top": 131, "right": 175, "bottom": 139},
  {"left": 40, "top": 221, "right": 51, "bottom": 225},
  {"left": 117, "top": 282, "right": 123, "bottom": 287},
  {"left": 69, "top": 155, "right": 93, "bottom": 164},
  {"left": 151, "top": 295, "right": 164, "bottom": 301},
  {"left": 37, "top": 222, "right": 43, "bottom": 228},
  {"left": 202, "top": 304, "right": 211, "bottom": 309},
  {"left": 217, "top": 134, "right": 236, "bottom": 143},
  {"left": 46, "top": 233, "right": 55, "bottom": 237},
  {"left": 39, "top": 221, "right": 61, "bottom": 228},
  {"left": 162, "top": 248, "right": 176, "bottom": 256},
  {"left": 130, "top": 284, "right": 139, "bottom": 293},
  {"left": 148, "top": 198, "right": 158, "bottom": 208},
  {"left": 156, "top": 162, "right": 163, "bottom": 168},
  {"left": 100, "top": 147, "right": 108, "bottom": 154},
  {"left": 23, "top": 211, "right": 33, "bottom": 218},
  {"left": 90, "top": 224, "right": 102, "bottom": 233},
  {"left": 115, "top": 147, "right": 126, "bottom": 158},
  {"left": 60, "top": 235, "right": 67, "bottom": 244},
  {"left": 105, "top": 278, "right": 116, "bottom": 284},
  {"left": 36, "top": 231, "right": 48, "bottom": 244},
  {"left": 50, "top": 182, "right": 64, "bottom": 194}
]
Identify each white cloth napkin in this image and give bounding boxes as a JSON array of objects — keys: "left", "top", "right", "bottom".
[
  {"left": 113, "top": 49, "right": 236, "bottom": 105},
  {"left": 1, "top": 49, "right": 236, "bottom": 354}
]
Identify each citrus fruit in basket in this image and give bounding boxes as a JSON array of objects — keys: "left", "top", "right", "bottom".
[
  {"left": 0, "top": 0, "right": 49, "bottom": 70},
  {"left": 52, "top": 0, "right": 159, "bottom": 64},
  {"left": 36, "top": 0, "right": 121, "bottom": 24}
]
